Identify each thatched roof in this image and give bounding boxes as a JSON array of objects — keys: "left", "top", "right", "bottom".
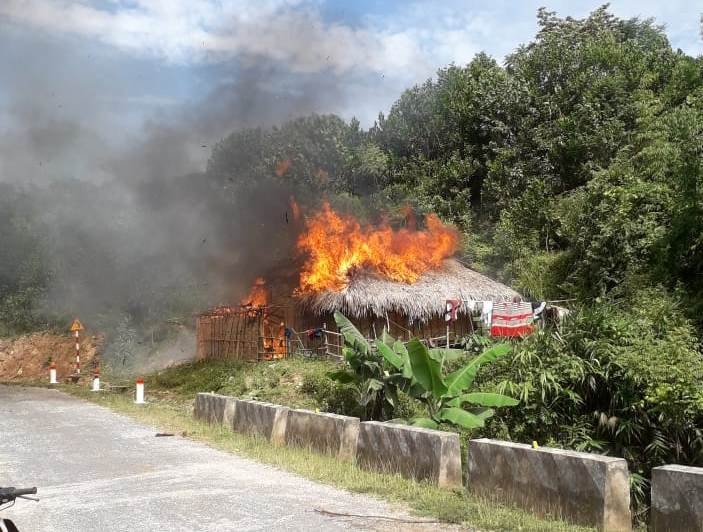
[{"left": 298, "top": 258, "right": 521, "bottom": 321}]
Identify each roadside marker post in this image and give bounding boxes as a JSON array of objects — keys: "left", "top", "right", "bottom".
[
  {"left": 135, "top": 377, "right": 145, "bottom": 404},
  {"left": 92, "top": 367, "right": 101, "bottom": 392},
  {"left": 49, "top": 361, "right": 58, "bottom": 385}
]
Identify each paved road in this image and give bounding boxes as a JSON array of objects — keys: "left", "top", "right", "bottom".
[{"left": 0, "top": 386, "right": 452, "bottom": 531}]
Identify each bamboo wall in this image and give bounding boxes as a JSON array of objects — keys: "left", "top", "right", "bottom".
[
  {"left": 196, "top": 304, "right": 478, "bottom": 362},
  {"left": 196, "top": 307, "right": 290, "bottom": 362}
]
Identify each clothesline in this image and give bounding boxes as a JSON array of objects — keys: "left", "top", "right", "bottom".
[
  {"left": 460, "top": 298, "right": 574, "bottom": 305},
  {"left": 454, "top": 298, "right": 564, "bottom": 338}
]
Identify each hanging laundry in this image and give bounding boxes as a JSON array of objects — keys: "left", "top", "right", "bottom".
[
  {"left": 481, "top": 301, "right": 493, "bottom": 328},
  {"left": 307, "top": 327, "right": 324, "bottom": 340},
  {"left": 445, "top": 299, "right": 462, "bottom": 322},
  {"left": 532, "top": 301, "right": 547, "bottom": 317},
  {"left": 491, "top": 301, "right": 534, "bottom": 337}
]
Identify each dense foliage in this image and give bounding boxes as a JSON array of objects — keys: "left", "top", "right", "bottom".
[{"left": 475, "top": 288, "right": 703, "bottom": 515}]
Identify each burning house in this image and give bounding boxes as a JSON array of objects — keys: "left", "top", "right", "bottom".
[{"left": 196, "top": 202, "right": 520, "bottom": 362}]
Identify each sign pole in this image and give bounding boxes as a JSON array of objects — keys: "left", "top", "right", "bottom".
[
  {"left": 69, "top": 318, "right": 85, "bottom": 376},
  {"left": 74, "top": 329, "right": 80, "bottom": 374}
]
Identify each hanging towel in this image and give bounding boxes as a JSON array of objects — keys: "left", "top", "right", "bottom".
[
  {"left": 481, "top": 301, "right": 493, "bottom": 328},
  {"left": 491, "top": 301, "right": 534, "bottom": 337}
]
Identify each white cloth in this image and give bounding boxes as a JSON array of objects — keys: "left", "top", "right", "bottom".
[
  {"left": 481, "top": 301, "right": 493, "bottom": 328},
  {"left": 465, "top": 300, "right": 478, "bottom": 313}
]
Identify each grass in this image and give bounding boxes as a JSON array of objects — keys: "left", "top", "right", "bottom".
[
  {"left": 145, "top": 357, "right": 336, "bottom": 408},
  {"left": 41, "top": 361, "right": 597, "bottom": 532}
]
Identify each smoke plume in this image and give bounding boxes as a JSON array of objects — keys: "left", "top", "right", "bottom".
[{"left": 0, "top": 13, "right": 356, "bottom": 367}]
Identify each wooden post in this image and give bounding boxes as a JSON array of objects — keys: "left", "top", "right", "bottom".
[{"left": 233, "top": 314, "right": 241, "bottom": 359}]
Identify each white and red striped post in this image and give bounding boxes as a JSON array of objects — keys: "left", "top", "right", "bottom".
[
  {"left": 135, "top": 377, "right": 145, "bottom": 404},
  {"left": 74, "top": 329, "right": 81, "bottom": 375},
  {"left": 49, "top": 361, "right": 58, "bottom": 385},
  {"left": 92, "top": 367, "right": 101, "bottom": 392}
]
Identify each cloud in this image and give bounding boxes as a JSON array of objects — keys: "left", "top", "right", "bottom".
[
  {"left": 0, "top": 0, "right": 434, "bottom": 82},
  {"left": 4, "top": 0, "right": 699, "bottom": 117}
]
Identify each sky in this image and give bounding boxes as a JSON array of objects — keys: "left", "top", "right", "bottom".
[{"left": 0, "top": 0, "right": 701, "bottom": 168}]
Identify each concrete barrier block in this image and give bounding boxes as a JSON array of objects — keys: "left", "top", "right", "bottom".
[
  {"left": 193, "top": 393, "right": 235, "bottom": 426},
  {"left": 232, "top": 399, "right": 289, "bottom": 445},
  {"left": 467, "top": 438, "right": 631, "bottom": 531},
  {"left": 284, "top": 409, "right": 360, "bottom": 460},
  {"left": 356, "top": 421, "right": 462, "bottom": 488},
  {"left": 652, "top": 464, "right": 703, "bottom": 532}
]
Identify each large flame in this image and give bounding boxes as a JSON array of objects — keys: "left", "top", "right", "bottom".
[
  {"left": 240, "top": 277, "right": 268, "bottom": 307},
  {"left": 239, "top": 277, "right": 286, "bottom": 359},
  {"left": 297, "top": 202, "right": 458, "bottom": 293}
]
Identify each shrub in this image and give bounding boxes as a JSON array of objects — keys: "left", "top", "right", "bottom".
[
  {"left": 299, "top": 372, "right": 360, "bottom": 416},
  {"left": 477, "top": 287, "right": 703, "bottom": 518}
]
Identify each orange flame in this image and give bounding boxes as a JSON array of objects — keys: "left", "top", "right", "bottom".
[
  {"left": 297, "top": 202, "right": 458, "bottom": 293},
  {"left": 240, "top": 277, "right": 268, "bottom": 307},
  {"left": 261, "top": 318, "right": 287, "bottom": 359}
]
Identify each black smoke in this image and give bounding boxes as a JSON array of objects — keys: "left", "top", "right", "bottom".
[{"left": 0, "top": 18, "right": 350, "bottom": 363}]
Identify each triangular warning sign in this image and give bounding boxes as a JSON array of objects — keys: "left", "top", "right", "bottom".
[{"left": 69, "top": 318, "right": 85, "bottom": 332}]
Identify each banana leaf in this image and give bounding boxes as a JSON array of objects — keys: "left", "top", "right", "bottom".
[
  {"left": 437, "top": 407, "right": 486, "bottom": 429},
  {"left": 407, "top": 339, "right": 447, "bottom": 399},
  {"left": 446, "top": 392, "right": 519, "bottom": 407},
  {"left": 334, "top": 311, "right": 371, "bottom": 355},
  {"left": 445, "top": 344, "right": 511, "bottom": 396},
  {"left": 375, "top": 338, "right": 404, "bottom": 370}
]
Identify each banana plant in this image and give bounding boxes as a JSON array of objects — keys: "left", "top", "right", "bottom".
[
  {"left": 330, "top": 311, "right": 519, "bottom": 429},
  {"left": 328, "top": 311, "right": 407, "bottom": 420},
  {"left": 374, "top": 329, "right": 519, "bottom": 430}
]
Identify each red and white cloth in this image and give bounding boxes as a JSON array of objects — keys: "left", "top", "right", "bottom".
[{"left": 490, "top": 301, "right": 534, "bottom": 337}]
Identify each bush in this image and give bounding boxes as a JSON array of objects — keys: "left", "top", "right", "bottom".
[
  {"left": 300, "top": 371, "right": 361, "bottom": 416},
  {"left": 476, "top": 287, "right": 703, "bottom": 519}
]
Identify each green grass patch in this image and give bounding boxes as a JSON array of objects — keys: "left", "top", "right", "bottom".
[
  {"left": 138, "top": 357, "right": 364, "bottom": 415},
  {"left": 58, "top": 382, "right": 593, "bottom": 532}
]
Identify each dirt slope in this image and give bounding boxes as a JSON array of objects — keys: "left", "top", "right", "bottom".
[{"left": 0, "top": 332, "right": 99, "bottom": 381}]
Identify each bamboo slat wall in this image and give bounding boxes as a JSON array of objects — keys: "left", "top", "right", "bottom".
[
  {"left": 196, "top": 308, "right": 289, "bottom": 362},
  {"left": 196, "top": 304, "right": 477, "bottom": 362}
]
